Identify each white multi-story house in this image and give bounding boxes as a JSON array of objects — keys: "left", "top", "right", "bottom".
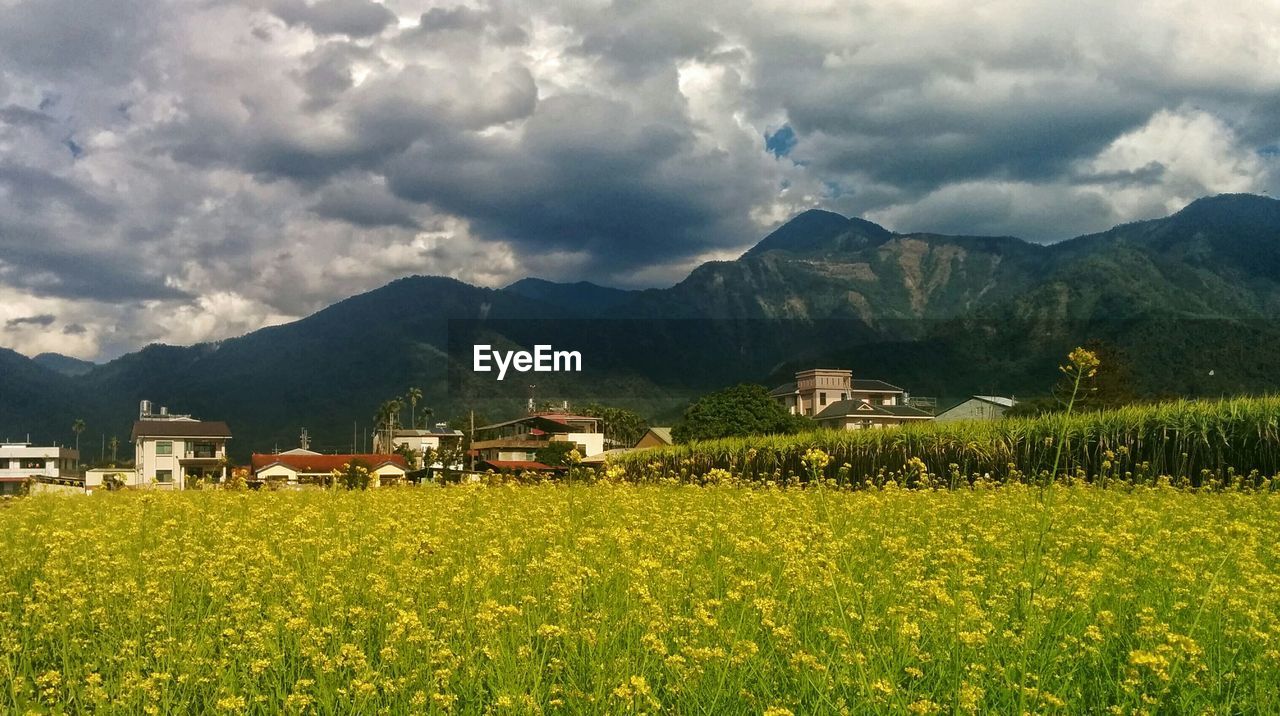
[
  {"left": 132, "top": 401, "right": 232, "bottom": 489},
  {"left": 0, "top": 442, "right": 80, "bottom": 495}
]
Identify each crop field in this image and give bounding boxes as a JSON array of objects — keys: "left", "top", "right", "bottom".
[
  {"left": 4, "top": 483, "right": 1280, "bottom": 714},
  {"left": 611, "top": 395, "right": 1280, "bottom": 488}
]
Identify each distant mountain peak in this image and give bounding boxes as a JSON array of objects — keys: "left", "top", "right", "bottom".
[
  {"left": 744, "top": 208, "right": 893, "bottom": 257},
  {"left": 1172, "top": 192, "right": 1280, "bottom": 229},
  {"left": 32, "top": 352, "right": 97, "bottom": 377},
  {"left": 502, "top": 277, "right": 635, "bottom": 314}
]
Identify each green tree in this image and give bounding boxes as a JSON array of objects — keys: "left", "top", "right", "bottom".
[
  {"left": 375, "top": 399, "right": 403, "bottom": 452},
  {"left": 331, "top": 459, "right": 374, "bottom": 490},
  {"left": 72, "top": 419, "right": 85, "bottom": 464},
  {"left": 580, "top": 404, "right": 649, "bottom": 448},
  {"left": 393, "top": 442, "right": 420, "bottom": 470},
  {"left": 405, "top": 387, "right": 423, "bottom": 429},
  {"left": 535, "top": 441, "right": 578, "bottom": 467},
  {"left": 672, "top": 384, "right": 811, "bottom": 443}
]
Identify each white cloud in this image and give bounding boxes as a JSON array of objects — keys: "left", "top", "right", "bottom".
[{"left": 1, "top": 0, "right": 1277, "bottom": 361}]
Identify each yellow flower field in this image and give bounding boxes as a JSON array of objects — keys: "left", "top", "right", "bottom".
[{"left": 3, "top": 483, "right": 1279, "bottom": 714}]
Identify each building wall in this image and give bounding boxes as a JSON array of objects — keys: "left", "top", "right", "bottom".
[
  {"left": 554, "top": 432, "right": 605, "bottom": 457},
  {"left": 85, "top": 469, "right": 138, "bottom": 488},
  {"left": 136, "top": 437, "right": 228, "bottom": 489},
  {"left": 0, "top": 445, "right": 80, "bottom": 480}
]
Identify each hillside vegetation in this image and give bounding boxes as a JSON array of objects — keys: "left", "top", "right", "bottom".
[{"left": 609, "top": 395, "right": 1280, "bottom": 487}]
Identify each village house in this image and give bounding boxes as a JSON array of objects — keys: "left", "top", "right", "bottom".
[
  {"left": 250, "top": 448, "right": 409, "bottom": 487},
  {"left": 0, "top": 441, "right": 80, "bottom": 495},
  {"left": 471, "top": 413, "right": 604, "bottom": 472},
  {"left": 132, "top": 401, "right": 232, "bottom": 489},
  {"left": 935, "top": 395, "right": 1018, "bottom": 422},
  {"left": 383, "top": 424, "right": 466, "bottom": 469},
  {"left": 770, "top": 368, "right": 934, "bottom": 430},
  {"left": 634, "top": 427, "right": 673, "bottom": 449}
]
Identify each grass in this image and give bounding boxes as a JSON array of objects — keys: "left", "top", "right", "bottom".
[
  {"left": 610, "top": 395, "right": 1280, "bottom": 487},
  {"left": 3, "top": 483, "right": 1280, "bottom": 713}
]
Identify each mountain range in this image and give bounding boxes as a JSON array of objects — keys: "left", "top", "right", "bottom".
[{"left": 3, "top": 193, "right": 1278, "bottom": 459}]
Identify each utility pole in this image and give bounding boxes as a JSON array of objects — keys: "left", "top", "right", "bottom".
[{"left": 469, "top": 410, "right": 475, "bottom": 471}]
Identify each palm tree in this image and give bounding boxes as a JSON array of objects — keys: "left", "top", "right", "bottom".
[
  {"left": 72, "top": 419, "right": 86, "bottom": 465},
  {"left": 375, "top": 399, "right": 403, "bottom": 452},
  {"left": 406, "top": 387, "right": 423, "bottom": 429}
]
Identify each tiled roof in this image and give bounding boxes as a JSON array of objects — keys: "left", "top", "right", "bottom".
[
  {"left": 768, "top": 381, "right": 797, "bottom": 396},
  {"left": 250, "top": 453, "right": 408, "bottom": 473},
  {"left": 132, "top": 420, "right": 232, "bottom": 440},
  {"left": 643, "top": 427, "right": 673, "bottom": 444},
  {"left": 973, "top": 395, "right": 1017, "bottom": 408},
  {"left": 814, "top": 400, "right": 932, "bottom": 420},
  {"left": 849, "top": 379, "right": 904, "bottom": 392}
]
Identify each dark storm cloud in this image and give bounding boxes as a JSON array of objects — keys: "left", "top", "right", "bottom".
[
  {"left": 5, "top": 314, "right": 55, "bottom": 328},
  {"left": 0, "top": 221, "right": 192, "bottom": 302},
  {"left": 0, "top": 164, "right": 114, "bottom": 219},
  {"left": 384, "top": 93, "right": 765, "bottom": 268},
  {"left": 0, "top": 0, "right": 1275, "bottom": 360},
  {"left": 311, "top": 178, "right": 421, "bottom": 229},
  {"left": 270, "top": 0, "right": 396, "bottom": 38},
  {"left": 0, "top": 0, "right": 159, "bottom": 79},
  {"left": 0, "top": 105, "right": 54, "bottom": 128}
]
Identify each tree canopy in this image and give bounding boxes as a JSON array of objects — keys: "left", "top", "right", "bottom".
[{"left": 672, "top": 384, "right": 811, "bottom": 443}]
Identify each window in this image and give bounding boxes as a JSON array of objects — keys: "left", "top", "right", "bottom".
[
  {"left": 156, "top": 441, "right": 173, "bottom": 455},
  {"left": 191, "top": 442, "right": 216, "bottom": 458},
  {"left": 20, "top": 458, "right": 43, "bottom": 469},
  {"left": 156, "top": 470, "right": 173, "bottom": 483},
  {"left": 819, "top": 392, "right": 828, "bottom": 406}
]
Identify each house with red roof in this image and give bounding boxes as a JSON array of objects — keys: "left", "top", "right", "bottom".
[{"left": 250, "top": 449, "right": 409, "bottom": 487}]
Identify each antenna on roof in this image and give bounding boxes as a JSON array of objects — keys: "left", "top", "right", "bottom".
[
  {"left": 299, "top": 427, "right": 310, "bottom": 450},
  {"left": 527, "top": 384, "right": 537, "bottom": 414}
]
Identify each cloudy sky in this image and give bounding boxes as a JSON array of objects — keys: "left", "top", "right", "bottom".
[{"left": 1, "top": 0, "right": 1278, "bottom": 360}]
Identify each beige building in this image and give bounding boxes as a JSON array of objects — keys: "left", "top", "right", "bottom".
[
  {"left": 771, "top": 368, "right": 934, "bottom": 429},
  {"left": 132, "top": 402, "right": 231, "bottom": 489}
]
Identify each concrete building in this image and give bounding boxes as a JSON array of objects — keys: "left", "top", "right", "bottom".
[
  {"left": 770, "top": 368, "right": 914, "bottom": 417},
  {"left": 250, "top": 449, "right": 409, "bottom": 487},
  {"left": 472, "top": 413, "right": 604, "bottom": 471},
  {"left": 0, "top": 441, "right": 80, "bottom": 495},
  {"left": 770, "top": 368, "right": 934, "bottom": 430},
  {"left": 385, "top": 424, "right": 466, "bottom": 469},
  {"left": 132, "top": 401, "right": 232, "bottom": 489},
  {"left": 935, "top": 396, "right": 1018, "bottom": 422}
]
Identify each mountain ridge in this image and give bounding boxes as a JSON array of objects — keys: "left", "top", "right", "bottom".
[{"left": 3, "top": 193, "right": 1279, "bottom": 455}]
